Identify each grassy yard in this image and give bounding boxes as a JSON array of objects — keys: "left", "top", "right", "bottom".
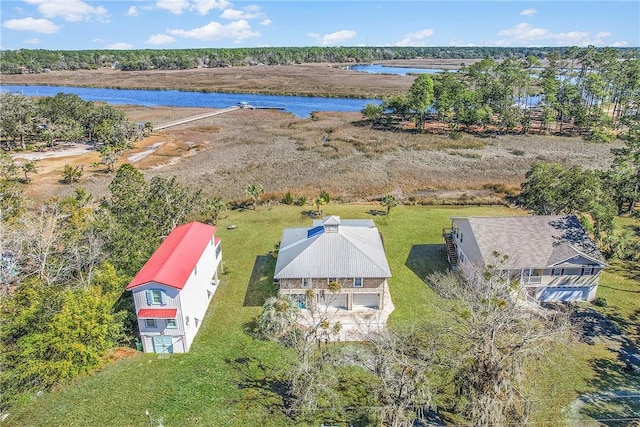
[{"left": 5, "top": 205, "right": 639, "bottom": 426}]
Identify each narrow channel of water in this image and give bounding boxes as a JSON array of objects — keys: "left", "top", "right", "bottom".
[{"left": 0, "top": 85, "right": 382, "bottom": 118}]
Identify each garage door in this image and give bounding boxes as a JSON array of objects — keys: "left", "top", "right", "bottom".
[
  {"left": 353, "top": 293, "right": 379, "bottom": 308},
  {"left": 540, "top": 287, "right": 589, "bottom": 302},
  {"left": 321, "top": 293, "right": 347, "bottom": 309}
]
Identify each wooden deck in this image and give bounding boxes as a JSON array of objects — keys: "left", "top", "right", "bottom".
[{"left": 154, "top": 106, "right": 240, "bottom": 130}]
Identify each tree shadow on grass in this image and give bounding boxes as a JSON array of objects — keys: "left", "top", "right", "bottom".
[
  {"left": 243, "top": 254, "right": 277, "bottom": 307},
  {"left": 225, "top": 356, "right": 290, "bottom": 417},
  {"left": 571, "top": 306, "right": 640, "bottom": 425},
  {"left": 606, "top": 260, "right": 640, "bottom": 284},
  {"left": 405, "top": 244, "right": 450, "bottom": 282},
  {"left": 579, "top": 358, "right": 640, "bottom": 427}
]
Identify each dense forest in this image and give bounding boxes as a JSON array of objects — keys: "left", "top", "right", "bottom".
[{"left": 1, "top": 46, "right": 637, "bottom": 73}]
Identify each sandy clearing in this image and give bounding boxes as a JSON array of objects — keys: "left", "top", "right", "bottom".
[
  {"left": 11, "top": 143, "right": 95, "bottom": 160},
  {"left": 128, "top": 142, "right": 163, "bottom": 163}
]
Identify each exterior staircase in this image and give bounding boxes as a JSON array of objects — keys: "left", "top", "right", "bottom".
[{"left": 442, "top": 229, "right": 458, "bottom": 268}]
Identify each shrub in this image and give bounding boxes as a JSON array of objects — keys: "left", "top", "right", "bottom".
[
  {"left": 295, "top": 196, "right": 307, "bottom": 206},
  {"left": 281, "top": 191, "right": 294, "bottom": 205},
  {"left": 593, "top": 297, "right": 607, "bottom": 307},
  {"left": 589, "top": 127, "right": 616, "bottom": 143},
  {"left": 61, "top": 164, "right": 82, "bottom": 184},
  {"left": 449, "top": 131, "right": 463, "bottom": 140}
]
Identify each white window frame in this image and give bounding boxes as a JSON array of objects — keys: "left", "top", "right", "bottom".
[
  {"left": 328, "top": 277, "right": 338, "bottom": 285},
  {"left": 353, "top": 277, "right": 363, "bottom": 287},
  {"left": 166, "top": 319, "right": 177, "bottom": 329},
  {"left": 145, "top": 319, "right": 157, "bottom": 328},
  {"left": 302, "top": 278, "right": 311, "bottom": 288},
  {"left": 146, "top": 289, "right": 166, "bottom": 306}
]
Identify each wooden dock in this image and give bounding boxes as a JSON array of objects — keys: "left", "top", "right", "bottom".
[{"left": 154, "top": 106, "right": 240, "bottom": 130}]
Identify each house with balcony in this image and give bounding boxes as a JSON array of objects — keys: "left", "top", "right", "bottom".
[
  {"left": 443, "top": 215, "right": 606, "bottom": 302},
  {"left": 274, "top": 216, "right": 393, "bottom": 324},
  {"left": 126, "top": 222, "right": 222, "bottom": 353}
]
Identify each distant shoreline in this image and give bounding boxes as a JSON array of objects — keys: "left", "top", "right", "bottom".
[{"left": 0, "top": 60, "right": 437, "bottom": 99}]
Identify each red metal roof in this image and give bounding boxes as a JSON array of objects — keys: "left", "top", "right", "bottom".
[
  {"left": 126, "top": 222, "right": 218, "bottom": 290},
  {"left": 137, "top": 308, "right": 178, "bottom": 319}
]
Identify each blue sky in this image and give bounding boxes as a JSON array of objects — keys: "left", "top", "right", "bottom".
[{"left": 1, "top": 1, "right": 638, "bottom": 50}]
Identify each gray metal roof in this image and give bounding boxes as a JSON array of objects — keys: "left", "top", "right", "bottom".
[
  {"left": 452, "top": 215, "right": 606, "bottom": 269},
  {"left": 274, "top": 216, "right": 392, "bottom": 279}
]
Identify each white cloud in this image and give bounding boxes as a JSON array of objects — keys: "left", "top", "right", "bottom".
[
  {"left": 498, "top": 23, "right": 549, "bottom": 41},
  {"left": 497, "top": 22, "right": 616, "bottom": 46},
  {"left": 612, "top": 40, "right": 629, "bottom": 47},
  {"left": 220, "top": 5, "right": 266, "bottom": 21},
  {"left": 93, "top": 38, "right": 103, "bottom": 43},
  {"left": 260, "top": 19, "right": 271, "bottom": 26},
  {"left": 3, "top": 17, "right": 60, "bottom": 33},
  {"left": 156, "top": 0, "right": 228, "bottom": 15},
  {"left": 146, "top": 34, "right": 176, "bottom": 45},
  {"left": 520, "top": 8, "right": 537, "bottom": 16},
  {"left": 107, "top": 42, "right": 134, "bottom": 50},
  {"left": 191, "top": 0, "right": 229, "bottom": 15},
  {"left": 309, "top": 29, "right": 357, "bottom": 46},
  {"left": 395, "top": 29, "right": 434, "bottom": 46},
  {"left": 156, "top": 0, "right": 189, "bottom": 14},
  {"left": 168, "top": 19, "right": 259, "bottom": 42},
  {"left": 126, "top": 6, "right": 139, "bottom": 16},
  {"left": 24, "top": 37, "right": 41, "bottom": 44},
  {"left": 23, "top": 0, "right": 108, "bottom": 22}
]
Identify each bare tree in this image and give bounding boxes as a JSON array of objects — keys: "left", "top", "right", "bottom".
[
  {"left": 258, "top": 283, "right": 345, "bottom": 419},
  {"left": 426, "top": 257, "right": 575, "bottom": 426},
  {"left": 355, "top": 326, "right": 439, "bottom": 427}
]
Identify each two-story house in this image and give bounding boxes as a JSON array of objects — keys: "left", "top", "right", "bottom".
[
  {"left": 443, "top": 215, "right": 606, "bottom": 302},
  {"left": 126, "top": 222, "right": 222, "bottom": 353},
  {"left": 274, "top": 216, "right": 392, "bottom": 313}
]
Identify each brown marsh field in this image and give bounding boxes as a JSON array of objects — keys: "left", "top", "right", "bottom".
[{"left": 4, "top": 60, "right": 619, "bottom": 204}]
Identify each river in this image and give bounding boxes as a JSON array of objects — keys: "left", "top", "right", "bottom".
[
  {"left": 345, "top": 64, "right": 448, "bottom": 75},
  {"left": 0, "top": 84, "right": 382, "bottom": 118}
]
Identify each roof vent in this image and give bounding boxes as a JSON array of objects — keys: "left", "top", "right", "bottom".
[{"left": 323, "top": 215, "right": 340, "bottom": 232}]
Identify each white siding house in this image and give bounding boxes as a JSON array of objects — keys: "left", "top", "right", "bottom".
[
  {"left": 126, "top": 222, "right": 222, "bottom": 353},
  {"left": 443, "top": 215, "right": 606, "bottom": 303}
]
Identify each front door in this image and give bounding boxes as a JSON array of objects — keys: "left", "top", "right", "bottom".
[{"left": 152, "top": 336, "right": 174, "bottom": 353}]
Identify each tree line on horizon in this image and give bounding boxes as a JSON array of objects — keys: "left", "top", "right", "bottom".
[{"left": 1, "top": 45, "right": 637, "bottom": 74}]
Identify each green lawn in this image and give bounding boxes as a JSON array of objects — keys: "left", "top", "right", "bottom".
[{"left": 6, "top": 205, "right": 639, "bottom": 426}]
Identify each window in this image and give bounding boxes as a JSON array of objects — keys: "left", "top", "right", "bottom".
[
  {"left": 185, "top": 316, "right": 190, "bottom": 326},
  {"left": 145, "top": 289, "right": 166, "bottom": 306},
  {"left": 195, "top": 318, "right": 200, "bottom": 328},
  {"left": 354, "top": 277, "right": 363, "bottom": 287},
  {"left": 302, "top": 278, "right": 311, "bottom": 288},
  {"left": 292, "top": 294, "right": 306, "bottom": 309},
  {"left": 207, "top": 290, "right": 212, "bottom": 299},
  {"left": 193, "top": 265, "right": 198, "bottom": 275},
  {"left": 145, "top": 319, "right": 157, "bottom": 328},
  {"left": 166, "top": 319, "right": 177, "bottom": 328},
  {"left": 460, "top": 233, "right": 463, "bottom": 243},
  {"left": 551, "top": 268, "right": 564, "bottom": 276},
  {"left": 328, "top": 277, "right": 338, "bottom": 284},
  {"left": 215, "top": 244, "right": 222, "bottom": 259},
  {"left": 581, "top": 267, "right": 595, "bottom": 276}
]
